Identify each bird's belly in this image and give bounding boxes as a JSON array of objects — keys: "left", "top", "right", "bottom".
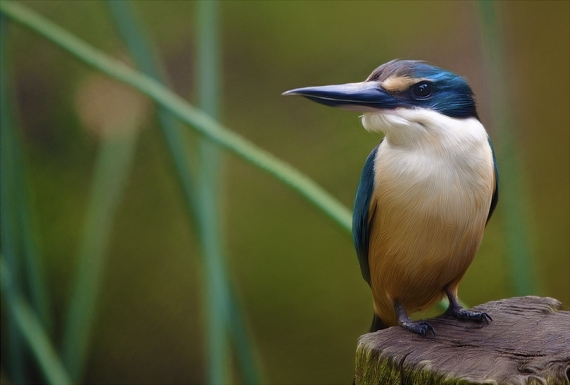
[{"left": 368, "top": 153, "right": 494, "bottom": 322}]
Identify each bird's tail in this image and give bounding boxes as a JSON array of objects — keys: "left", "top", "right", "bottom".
[{"left": 370, "top": 312, "right": 388, "bottom": 332}]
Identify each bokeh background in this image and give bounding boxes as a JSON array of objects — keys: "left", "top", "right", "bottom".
[{"left": 1, "top": 1, "right": 568, "bottom": 384}]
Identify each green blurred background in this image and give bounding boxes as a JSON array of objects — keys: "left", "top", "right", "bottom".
[{"left": 1, "top": 1, "right": 568, "bottom": 384}]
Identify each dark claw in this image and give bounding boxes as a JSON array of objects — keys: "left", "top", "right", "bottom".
[
  {"left": 419, "top": 321, "right": 436, "bottom": 336},
  {"left": 450, "top": 308, "right": 493, "bottom": 324},
  {"left": 480, "top": 312, "right": 492, "bottom": 324},
  {"left": 402, "top": 320, "right": 436, "bottom": 336}
]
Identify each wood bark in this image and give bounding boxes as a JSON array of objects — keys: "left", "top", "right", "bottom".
[{"left": 355, "top": 296, "right": 570, "bottom": 384}]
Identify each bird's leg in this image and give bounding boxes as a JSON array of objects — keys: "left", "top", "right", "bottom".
[
  {"left": 444, "top": 288, "right": 492, "bottom": 324},
  {"left": 394, "top": 301, "right": 435, "bottom": 336}
]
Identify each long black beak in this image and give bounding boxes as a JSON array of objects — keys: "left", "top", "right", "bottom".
[{"left": 283, "top": 81, "right": 398, "bottom": 112}]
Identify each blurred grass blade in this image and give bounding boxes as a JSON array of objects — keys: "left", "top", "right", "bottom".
[
  {"left": 228, "top": 288, "right": 264, "bottom": 384},
  {"left": 106, "top": 0, "right": 199, "bottom": 219},
  {"left": 1, "top": 13, "right": 52, "bottom": 336},
  {"left": 1, "top": 257, "right": 72, "bottom": 385},
  {"left": 61, "top": 128, "right": 139, "bottom": 381},
  {"left": 1, "top": 13, "right": 26, "bottom": 383},
  {"left": 0, "top": 1, "right": 353, "bottom": 235},
  {"left": 107, "top": 2, "right": 262, "bottom": 383},
  {"left": 18, "top": 188, "right": 52, "bottom": 332},
  {"left": 196, "top": 1, "right": 231, "bottom": 384},
  {"left": 477, "top": 1, "right": 535, "bottom": 296}
]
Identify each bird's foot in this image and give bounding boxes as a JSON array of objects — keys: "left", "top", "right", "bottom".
[
  {"left": 394, "top": 301, "right": 436, "bottom": 336},
  {"left": 446, "top": 307, "right": 492, "bottom": 324},
  {"left": 444, "top": 288, "right": 492, "bottom": 324},
  {"left": 399, "top": 319, "right": 436, "bottom": 336}
]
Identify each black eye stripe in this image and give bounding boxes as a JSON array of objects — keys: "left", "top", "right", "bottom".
[{"left": 412, "top": 81, "right": 433, "bottom": 99}]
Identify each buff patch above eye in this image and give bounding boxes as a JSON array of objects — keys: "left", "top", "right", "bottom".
[{"left": 381, "top": 77, "right": 429, "bottom": 93}]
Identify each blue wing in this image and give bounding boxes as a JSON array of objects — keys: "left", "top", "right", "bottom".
[
  {"left": 352, "top": 144, "right": 380, "bottom": 285},
  {"left": 486, "top": 137, "right": 499, "bottom": 224}
]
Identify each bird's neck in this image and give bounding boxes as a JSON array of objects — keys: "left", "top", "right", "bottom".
[{"left": 362, "top": 109, "right": 487, "bottom": 152}]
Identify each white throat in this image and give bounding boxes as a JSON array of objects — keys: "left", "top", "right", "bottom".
[
  {"left": 361, "top": 108, "right": 488, "bottom": 151},
  {"left": 364, "top": 107, "right": 494, "bottom": 227}
]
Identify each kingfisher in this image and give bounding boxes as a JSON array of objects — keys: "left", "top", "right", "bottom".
[{"left": 284, "top": 59, "right": 498, "bottom": 336}]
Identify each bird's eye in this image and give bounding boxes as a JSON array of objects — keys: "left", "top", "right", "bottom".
[{"left": 412, "top": 82, "right": 433, "bottom": 99}]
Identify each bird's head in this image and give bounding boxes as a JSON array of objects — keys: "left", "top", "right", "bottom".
[{"left": 284, "top": 60, "right": 479, "bottom": 142}]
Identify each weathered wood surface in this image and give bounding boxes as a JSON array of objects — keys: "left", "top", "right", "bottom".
[{"left": 355, "top": 296, "right": 570, "bottom": 385}]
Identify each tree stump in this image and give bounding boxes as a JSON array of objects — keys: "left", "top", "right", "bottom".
[{"left": 355, "top": 296, "right": 570, "bottom": 385}]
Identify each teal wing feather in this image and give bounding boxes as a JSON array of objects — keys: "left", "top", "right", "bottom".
[{"left": 352, "top": 144, "right": 380, "bottom": 285}]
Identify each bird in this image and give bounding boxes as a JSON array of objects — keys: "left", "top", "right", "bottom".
[{"left": 283, "top": 59, "right": 498, "bottom": 336}]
